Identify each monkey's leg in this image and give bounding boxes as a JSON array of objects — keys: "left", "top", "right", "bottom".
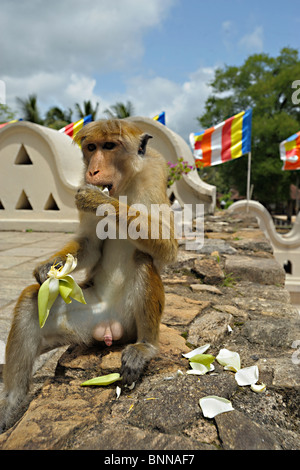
[
  {"left": 120, "top": 259, "right": 165, "bottom": 385},
  {"left": 0, "top": 285, "right": 43, "bottom": 431}
]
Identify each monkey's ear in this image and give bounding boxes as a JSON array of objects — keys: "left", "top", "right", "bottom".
[{"left": 138, "top": 133, "right": 153, "bottom": 156}]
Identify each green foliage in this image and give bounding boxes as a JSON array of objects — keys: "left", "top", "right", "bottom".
[
  {"left": 221, "top": 191, "right": 234, "bottom": 209},
  {"left": 222, "top": 272, "right": 237, "bottom": 288},
  {"left": 16, "top": 94, "right": 43, "bottom": 124},
  {"left": 104, "top": 101, "right": 134, "bottom": 119},
  {"left": 14, "top": 96, "right": 99, "bottom": 128},
  {"left": 75, "top": 100, "right": 99, "bottom": 121},
  {"left": 197, "top": 47, "right": 300, "bottom": 206},
  {"left": 44, "top": 106, "right": 73, "bottom": 129},
  {"left": 167, "top": 157, "right": 195, "bottom": 187},
  {"left": 0, "top": 104, "right": 15, "bottom": 123}
]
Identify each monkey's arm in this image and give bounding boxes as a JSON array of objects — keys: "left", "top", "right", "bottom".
[
  {"left": 33, "top": 237, "right": 89, "bottom": 284},
  {"left": 75, "top": 185, "right": 178, "bottom": 267}
]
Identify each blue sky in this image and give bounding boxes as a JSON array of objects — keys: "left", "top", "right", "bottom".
[{"left": 1, "top": 0, "right": 300, "bottom": 139}]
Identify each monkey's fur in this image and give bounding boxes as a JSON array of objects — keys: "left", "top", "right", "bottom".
[{"left": 0, "top": 120, "right": 178, "bottom": 432}]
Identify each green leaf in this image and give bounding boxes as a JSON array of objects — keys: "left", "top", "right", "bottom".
[
  {"left": 38, "top": 278, "right": 59, "bottom": 328},
  {"left": 189, "top": 354, "right": 215, "bottom": 368},
  {"left": 58, "top": 278, "right": 73, "bottom": 303},
  {"left": 63, "top": 275, "right": 86, "bottom": 304},
  {"left": 81, "top": 373, "right": 122, "bottom": 387}
]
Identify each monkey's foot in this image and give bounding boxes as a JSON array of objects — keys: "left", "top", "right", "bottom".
[
  {"left": 93, "top": 321, "right": 123, "bottom": 346},
  {"left": 121, "top": 342, "right": 157, "bottom": 385}
]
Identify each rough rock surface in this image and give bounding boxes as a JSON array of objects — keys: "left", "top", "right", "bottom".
[{"left": 0, "top": 211, "right": 299, "bottom": 450}]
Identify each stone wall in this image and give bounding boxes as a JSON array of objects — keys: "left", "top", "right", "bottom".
[{"left": 0, "top": 210, "right": 299, "bottom": 450}]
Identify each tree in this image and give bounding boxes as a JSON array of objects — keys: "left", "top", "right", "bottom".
[
  {"left": 0, "top": 104, "right": 15, "bottom": 123},
  {"left": 44, "top": 106, "right": 73, "bottom": 129},
  {"left": 197, "top": 48, "right": 300, "bottom": 208},
  {"left": 75, "top": 100, "right": 99, "bottom": 121},
  {"left": 16, "top": 94, "right": 43, "bottom": 124},
  {"left": 104, "top": 101, "right": 134, "bottom": 119}
]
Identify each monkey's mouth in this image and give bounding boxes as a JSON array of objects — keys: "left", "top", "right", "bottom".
[{"left": 98, "top": 184, "right": 113, "bottom": 195}]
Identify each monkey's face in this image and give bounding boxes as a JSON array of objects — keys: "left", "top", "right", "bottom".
[
  {"left": 82, "top": 139, "right": 124, "bottom": 196},
  {"left": 78, "top": 120, "right": 153, "bottom": 197}
]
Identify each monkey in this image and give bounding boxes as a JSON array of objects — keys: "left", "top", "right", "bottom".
[{"left": 0, "top": 119, "right": 178, "bottom": 431}]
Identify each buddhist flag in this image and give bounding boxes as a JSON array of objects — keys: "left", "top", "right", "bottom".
[
  {"left": 153, "top": 112, "right": 166, "bottom": 125},
  {"left": 280, "top": 131, "right": 300, "bottom": 171},
  {"left": 190, "top": 109, "right": 252, "bottom": 168},
  {"left": 0, "top": 118, "right": 23, "bottom": 129},
  {"left": 59, "top": 114, "right": 92, "bottom": 139}
]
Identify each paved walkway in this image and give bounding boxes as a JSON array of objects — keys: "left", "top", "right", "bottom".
[{"left": 0, "top": 230, "right": 74, "bottom": 359}]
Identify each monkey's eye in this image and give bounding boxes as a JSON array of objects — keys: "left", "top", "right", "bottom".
[
  {"left": 103, "top": 142, "right": 116, "bottom": 150},
  {"left": 87, "top": 143, "right": 96, "bottom": 152}
]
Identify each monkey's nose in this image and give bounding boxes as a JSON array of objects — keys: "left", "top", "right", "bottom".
[{"left": 89, "top": 170, "right": 100, "bottom": 177}]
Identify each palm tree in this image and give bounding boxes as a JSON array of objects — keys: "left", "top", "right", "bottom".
[
  {"left": 0, "top": 104, "right": 15, "bottom": 123},
  {"left": 16, "top": 94, "right": 43, "bottom": 124},
  {"left": 44, "top": 106, "right": 73, "bottom": 129},
  {"left": 104, "top": 101, "right": 134, "bottom": 119},
  {"left": 75, "top": 100, "right": 99, "bottom": 121}
]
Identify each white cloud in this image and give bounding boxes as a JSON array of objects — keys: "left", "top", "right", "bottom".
[
  {"left": 0, "top": 0, "right": 215, "bottom": 140},
  {"left": 1, "top": 0, "right": 175, "bottom": 107},
  {"left": 221, "top": 20, "right": 237, "bottom": 51},
  {"left": 1, "top": 0, "right": 177, "bottom": 119},
  {"left": 123, "top": 67, "right": 215, "bottom": 140},
  {"left": 239, "top": 26, "right": 264, "bottom": 53},
  {"left": 2, "top": 72, "right": 98, "bottom": 113},
  {"left": 4, "top": 65, "right": 214, "bottom": 141},
  {"left": 0, "top": 0, "right": 174, "bottom": 77}
]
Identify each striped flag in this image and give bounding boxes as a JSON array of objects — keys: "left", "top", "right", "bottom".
[
  {"left": 59, "top": 114, "right": 92, "bottom": 139},
  {"left": 153, "top": 112, "right": 166, "bottom": 125},
  {"left": 280, "top": 131, "right": 300, "bottom": 171},
  {"left": 0, "top": 118, "right": 23, "bottom": 129},
  {"left": 190, "top": 109, "right": 252, "bottom": 168}
]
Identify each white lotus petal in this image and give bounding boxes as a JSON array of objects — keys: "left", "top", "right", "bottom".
[
  {"left": 235, "top": 365, "right": 259, "bottom": 386},
  {"left": 250, "top": 383, "right": 266, "bottom": 393},
  {"left": 189, "top": 362, "right": 215, "bottom": 374},
  {"left": 47, "top": 254, "right": 77, "bottom": 279},
  {"left": 187, "top": 369, "right": 206, "bottom": 376},
  {"left": 199, "top": 396, "right": 234, "bottom": 418},
  {"left": 182, "top": 344, "right": 210, "bottom": 359},
  {"left": 57, "top": 254, "right": 77, "bottom": 278},
  {"left": 116, "top": 385, "right": 122, "bottom": 399},
  {"left": 0, "top": 340, "right": 6, "bottom": 364},
  {"left": 227, "top": 325, "right": 233, "bottom": 333},
  {"left": 188, "top": 363, "right": 209, "bottom": 375},
  {"left": 177, "top": 370, "right": 184, "bottom": 376},
  {"left": 187, "top": 367, "right": 214, "bottom": 376},
  {"left": 216, "top": 348, "right": 241, "bottom": 372}
]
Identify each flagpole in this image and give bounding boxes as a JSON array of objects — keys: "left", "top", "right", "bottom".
[
  {"left": 246, "top": 152, "right": 252, "bottom": 212},
  {"left": 296, "top": 172, "right": 299, "bottom": 215}
]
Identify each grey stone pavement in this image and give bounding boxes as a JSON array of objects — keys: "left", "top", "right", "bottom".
[{"left": 0, "top": 230, "right": 75, "bottom": 374}]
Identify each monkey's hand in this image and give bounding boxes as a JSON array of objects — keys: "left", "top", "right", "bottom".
[
  {"left": 33, "top": 259, "right": 64, "bottom": 285},
  {"left": 75, "top": 184, "right": 111, "bottom": 213}
]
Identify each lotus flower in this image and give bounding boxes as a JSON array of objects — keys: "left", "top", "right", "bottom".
[{"left": 38, "top": 254, "right": 86, "bottom": 328}]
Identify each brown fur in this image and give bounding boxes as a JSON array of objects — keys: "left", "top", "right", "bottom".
[{"left": 0, "top": 119, "right": 177, "bottom": 432}]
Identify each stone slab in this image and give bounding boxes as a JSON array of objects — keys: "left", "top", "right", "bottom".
[{"left": 225, "top": 255, "right": 286, "bottom": 285}]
